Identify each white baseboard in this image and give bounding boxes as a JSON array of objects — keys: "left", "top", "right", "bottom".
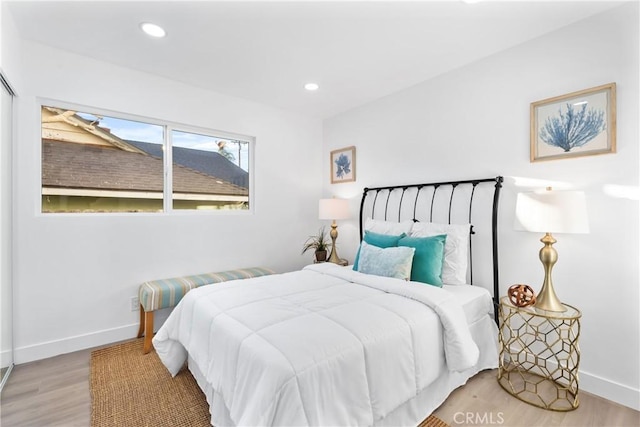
[
  {"left": 580, "top": 368, "right": 640, "bottom": 411},
  {"left": 14, "top": 323, "right": 139, "bottom": 365},
  {"left": 1, "top": 348, "right": 12, "bottom": 367}
]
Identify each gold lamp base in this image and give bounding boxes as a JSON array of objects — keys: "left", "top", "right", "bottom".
[
  {"left": 534, "top": 233, "right": 567, "bottom": 312},
  {"left": 327, "top": 221, "right": 347, "bottom": 266}
]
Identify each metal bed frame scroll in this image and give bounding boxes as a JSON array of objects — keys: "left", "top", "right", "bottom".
[{"left": 359, "top": 176, "right": 504, "bottom": 323}]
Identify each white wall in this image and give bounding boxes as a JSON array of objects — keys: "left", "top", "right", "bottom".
[
  {"left": 11, "top": 38, "right": 323, "bottom": 363},
  {"left": 0, "top": 1, "right": 22, "bottom": 92},
  {"left": 0, "top": 0, "right": 21, "bottom": 377},
  {"left": 323, "top": 4, "right": 639, "bottom": 410}
]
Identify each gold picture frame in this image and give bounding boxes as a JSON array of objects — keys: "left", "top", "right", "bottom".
[
  {"left": 330, "top": 146, "right": 356, "bottom": 184},
  {"left": 530, "top": 83, "right": 616, "bottom": 162}
]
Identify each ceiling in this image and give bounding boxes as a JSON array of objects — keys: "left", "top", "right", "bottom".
[{"left": 6, "top": 0, "right": 625, "bottom": 119}]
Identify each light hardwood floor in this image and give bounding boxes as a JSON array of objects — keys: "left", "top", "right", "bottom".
[{"left": 1, "top": 343, "right": 638, "bottom": 427}]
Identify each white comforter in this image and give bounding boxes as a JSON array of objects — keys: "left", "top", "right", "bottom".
[{"left": 153, "top": 263, "right": 480, "bottom": 426}]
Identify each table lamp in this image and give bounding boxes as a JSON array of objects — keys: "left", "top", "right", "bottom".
[
  {"left": 514, "top": 188, "right": 589, "bottom": 312},
  {"left": 319, "top": 198, "right": 350, "bottom": 265}
]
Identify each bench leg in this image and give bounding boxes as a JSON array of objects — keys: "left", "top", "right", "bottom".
[
  {"left": 143, "top": 310, "right": 154, "bottom": 354},
  {"left": 137, "top": 304, "right": 145, "bottom": 338}
]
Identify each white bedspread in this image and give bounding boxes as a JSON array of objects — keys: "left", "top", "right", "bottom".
[{"left": 153, "top": 263, "right": 480, "bottom": 426}]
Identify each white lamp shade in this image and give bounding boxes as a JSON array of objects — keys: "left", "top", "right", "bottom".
[
  {"left": 514, "top": 190, "right": 589, "bottom": 234},
  {"left": 319, "top": 198, "right": 350, "bottom": 220}
]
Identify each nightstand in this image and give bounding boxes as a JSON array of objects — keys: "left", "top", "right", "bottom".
[
  {"left": 497, "top": 296, "right": 581, "bottom": 411},
  {"left": 313, "top": 259, "right": 349, "bottom": 266}
]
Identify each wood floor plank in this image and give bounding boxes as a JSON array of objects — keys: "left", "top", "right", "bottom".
[
  {"left": 432, "top": 370, "right": 640, "bottom": 426},
  {"left": 0, "top": 350, "right": 91, "bottom": 427},
  {"left": 1, "top": 346, "right": 638, "bottom": 426}
]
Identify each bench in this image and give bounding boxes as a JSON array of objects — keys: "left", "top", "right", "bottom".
[{"left": 137, "top": 266, "right": 276, "bottom": 353}]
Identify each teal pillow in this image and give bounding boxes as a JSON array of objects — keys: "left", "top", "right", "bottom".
[
  {"left": 357, "top": 241, "right": 415, "bottom": 280},
  {"left": 398, "top": 235, "right": 447, "bottom": 287},
  {"left": 353, "top": 230, "right": 407, "bottom": 270}
]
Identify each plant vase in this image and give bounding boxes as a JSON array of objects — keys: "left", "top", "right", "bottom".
[{"left": 314, "top": 250, "right": 327, "bottom": 263}]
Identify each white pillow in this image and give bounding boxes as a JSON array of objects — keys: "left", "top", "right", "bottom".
[
  {"left": 410, "top": 222, "right": 471, "bottom": 285},
  {"left": 365, "top": 217, "right": 414, "bottom": 235},
  {"left": 357, "top": 241, "right": 415, "bottom": 281}
]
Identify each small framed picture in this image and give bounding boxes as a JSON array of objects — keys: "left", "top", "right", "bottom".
[
  {"left": 530, "top": 83, "right": 616, "bottom": 162},
  {"left": 330, "top": 146, "right": 356, "bottom": 184}
]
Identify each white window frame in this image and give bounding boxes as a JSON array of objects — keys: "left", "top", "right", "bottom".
[{"left": 37, "top": 98, "right": 254, "bottom": 216}]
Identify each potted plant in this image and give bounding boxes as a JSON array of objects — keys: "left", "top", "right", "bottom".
[{"left": 302, "top": 226, "right": 331, "bottom": 262}]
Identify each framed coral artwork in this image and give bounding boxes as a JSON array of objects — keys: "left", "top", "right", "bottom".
[
  {"left": 530, "top": 83, "right": 616, "bottom": 162},
  {"left": 330, "top": 146, "right": 356, "bottom": 184}
]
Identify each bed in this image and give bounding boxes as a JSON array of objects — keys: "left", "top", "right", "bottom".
[{"left": 154, "top": 176, "right": 504, "bottom": 426}]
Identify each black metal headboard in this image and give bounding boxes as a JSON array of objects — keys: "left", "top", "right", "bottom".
[{"left": 359, "top": 176, "right": 503, "bottom": 323}]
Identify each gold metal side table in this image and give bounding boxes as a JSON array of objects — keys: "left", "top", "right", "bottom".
[{"left": 497, "top": 296, "right": 581, "bottom": 411}]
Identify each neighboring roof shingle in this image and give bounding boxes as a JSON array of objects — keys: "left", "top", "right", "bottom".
[
  {"left": 42, "top": 140, "right": 248, "bottom": 196},
  {"left": 127, "top": 140, "right": 249, "bottom": 189}
]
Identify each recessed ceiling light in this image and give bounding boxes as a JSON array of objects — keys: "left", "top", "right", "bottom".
[
  {"left": 140, "top": 22, "right": 166, "bottom": 38},
  {"left": 304, "top": 83, "right": 319, "bottom": 91}
]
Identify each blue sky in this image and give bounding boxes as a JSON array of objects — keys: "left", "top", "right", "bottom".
[{"left": 77, "top": 112, "right": 249, "bottom": 171}]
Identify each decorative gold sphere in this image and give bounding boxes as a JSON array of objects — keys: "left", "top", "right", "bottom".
[{"left": 508, "top": 284, "right": 536, "bottom": 307}]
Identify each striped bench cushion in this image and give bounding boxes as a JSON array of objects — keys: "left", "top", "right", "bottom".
[{"left": 138, "top": 267, "right": 276, "bottom": 312}]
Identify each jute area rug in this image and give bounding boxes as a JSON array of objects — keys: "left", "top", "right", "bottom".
[{"left": 90, "top": 338, "right": 449, "bottom": 427}]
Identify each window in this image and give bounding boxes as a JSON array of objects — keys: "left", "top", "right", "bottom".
[
  {"left": 171, "top": 130, "right": 249, "bottom": 211},
  {"left": 41, "top": 104, "right": 251, "bottom": 213}
]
